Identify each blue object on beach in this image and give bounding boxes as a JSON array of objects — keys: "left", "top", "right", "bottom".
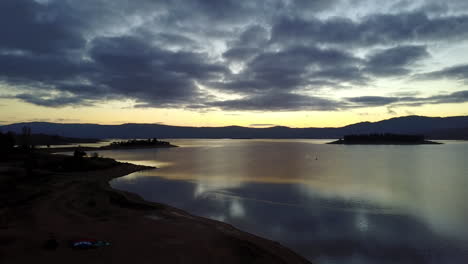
[{"left": 71, "top": 239, "right": 111, "bottom": 249}]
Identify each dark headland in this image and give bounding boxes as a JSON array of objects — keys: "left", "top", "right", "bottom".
[
  {"left": 40, "top": 138, "right": 178, "bottom": 154},
  {"left": 328, "top": 133, "right": 442, "bottom": 145},
  {"left": 0, "top": 135, "right": 310, "bottom": 264}
]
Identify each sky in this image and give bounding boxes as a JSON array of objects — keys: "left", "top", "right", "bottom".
[{"left": 1, "top": 0, "right": 468, "bottom": 128}]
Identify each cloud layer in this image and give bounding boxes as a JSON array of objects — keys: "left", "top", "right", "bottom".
[{"left": 1, "top": 0, "right": 468, "bottom": 111}]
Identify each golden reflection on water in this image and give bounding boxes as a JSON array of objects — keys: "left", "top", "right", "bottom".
[{"left": 103, "top": 139, "right": 468, "bottom": 241}]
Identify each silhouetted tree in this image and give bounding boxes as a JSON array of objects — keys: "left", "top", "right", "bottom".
[
  {"left": 20, "top": 126, "right": 32, "bottom": 150},
  {"left": 73, "top": 147, "right": 87, "bottom": 159},
  {"left": 0, "top": 132, "right": 15, "bottom": 151},
  {"left": 0, "top": 132, "right": 16, "bottom": 161}
]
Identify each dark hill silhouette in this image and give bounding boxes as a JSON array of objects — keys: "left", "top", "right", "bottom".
[
  {"left": 328, "top": 133, "right": 441, "bottom": 145},
  {"left": 427, "top": 126, "right": 468, "bottom": 140},
  {"left": 341, "top": 115, "right": 468, "bottom": 135},
  {"left": 1, "top": 115, "right": 467, "bottom": 139}
]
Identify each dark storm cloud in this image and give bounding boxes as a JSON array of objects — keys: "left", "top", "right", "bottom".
[
  {"left": 271, "top": 12, "right": 468, "bottom": 46},
  {"left": 365, "top": 45, "right": 430, "bottom": 76}
]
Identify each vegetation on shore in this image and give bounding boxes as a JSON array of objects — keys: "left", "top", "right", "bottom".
[
  {"left": 108, "top": 138, "right": 176, "bottom": 148},
  {"left": 1, "top": 127, "right": 176, "bottom": 175},
  {"left": 1, "top": 129, "right": 99, "bottom": 148}
]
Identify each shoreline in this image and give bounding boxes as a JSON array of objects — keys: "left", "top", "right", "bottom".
[
  {"left": 0, "top": 153, "right": 311, "bottom": 264},
  {"left": 39, "top": 144, "right": 178, "bottom": 154},
  {"left": 327, "top": 139, "right": 442, "bottom": 145}
]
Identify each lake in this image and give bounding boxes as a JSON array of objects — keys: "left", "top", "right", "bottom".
[{"left": 100, "top": 139, "right": 468, "bottom": 264}]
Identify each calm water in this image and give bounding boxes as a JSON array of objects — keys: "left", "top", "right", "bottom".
[{"left": 102, "top": 139, "right": 468, "bottom": 264}]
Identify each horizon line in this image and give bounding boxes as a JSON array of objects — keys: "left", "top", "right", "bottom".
[{"left": 2, "top": 114, "right": 468, "bottom": 129}]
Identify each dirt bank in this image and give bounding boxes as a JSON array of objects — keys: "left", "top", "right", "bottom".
[{"left": 0, "top": 156, "right": 311, "bottom": 264}]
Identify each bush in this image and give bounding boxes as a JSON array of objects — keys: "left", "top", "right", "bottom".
[{"left": 73, "top": 148, "right": 87, "bottom": 159}]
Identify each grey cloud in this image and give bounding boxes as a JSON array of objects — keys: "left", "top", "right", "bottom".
[
  {"left": 387, "top": 106, "right": 398, "bottom": 115},
  {"left": 347, "top": 96, "right": 401, "bottom": 106},
  {"left": 223, "top": 25, "right": 269, "bottom": 61},
  {"left": 223, "top": 47, "right": 261, "bottom": 61},
  {"left": 365, "top": 45, "right": 430, "bottom": 76},
  {"left": 290, "top": 0, "right": 341, "bottom": 12},
  {"left": 0, "top": 0, "right": 232, "bottom": 108},
  {"left": 154, "top": 33, "right": 200, "bottom": 50},
  {"left": 215, "top": 45, "right": 363, "bottom": 94},
  {"left": 167, "top": 0, "right": 260, "bottom": 23},
  {"left": 87, "top": 35, "right": 229, "bottom": 106},
  {"left": 271, "top": 12, "right": 468, "bottom": 46},
  {"left": 0, "top": 52, "right": 93, "bottom": 83},
  {"left": 250, "top": 46, "right": 358, "bottom": 71},
  {"left": 2, "top": 30, "right": 229, "bottom": 108},
  {"left": 208, "top": 92, "right": 342, "bottom": 111},
  {"left": 428, "top": 90, "right": 468, "bottom": 103},
  {"left": 417, "top": 64, "right": 468, "bottom": 82},
  {"left": 158, "top": 0, "right": 340, "bottom": 31},
  {"left": 235, "top": 25, "right": 269, "bottom": 48},
  {"left": 0, "top": 0, "right": 86, "bottom": 54},
  {"left": 1, "top": 0, "right": 468, "bottom": 113},
  {"left": 13, "top": 93, "right": 93, "bottom": 107},
  {"left": 310, "top": 67, "right": 367, "bottom": 84},
  {"left": 347, "top": 90, "right": 468, "bottom": 108}
]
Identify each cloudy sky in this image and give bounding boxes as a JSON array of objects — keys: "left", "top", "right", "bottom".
[{"left": 1, "top": 0, "right": 468, "bottom": 127}]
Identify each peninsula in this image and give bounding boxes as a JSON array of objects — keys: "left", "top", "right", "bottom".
[{"left": 40, "top": 138, "right": 178, "bottom": 154}]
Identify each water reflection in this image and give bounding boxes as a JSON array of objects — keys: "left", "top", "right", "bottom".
[{"left": 105, "top": 139, "right": 468, "bottom": 263}]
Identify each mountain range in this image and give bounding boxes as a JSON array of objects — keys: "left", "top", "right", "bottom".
[{"left": 1, "top": 115, "right": 467, "bottom": 140}]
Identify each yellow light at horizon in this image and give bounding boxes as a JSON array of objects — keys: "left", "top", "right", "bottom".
[{"left": 1, "top": 98, "right": 467, "bottom": 128}]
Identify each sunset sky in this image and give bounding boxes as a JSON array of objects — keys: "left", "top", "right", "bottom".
[{"left": 1, "top": 0, "right": 468, "bottom": 127}]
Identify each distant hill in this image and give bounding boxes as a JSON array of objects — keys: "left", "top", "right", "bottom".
[
  {"left": 15, "top": 133, "right": 100, "bottom": 146},
  {"left": 1, "top": 115, "right": 467, "bottom": 139}
]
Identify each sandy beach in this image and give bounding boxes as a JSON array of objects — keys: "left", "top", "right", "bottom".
[{"left": 0, "top": 153, "right": 311, "bottom": 264}]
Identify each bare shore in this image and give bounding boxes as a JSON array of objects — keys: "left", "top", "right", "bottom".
[{"left": 0, "top": 154, "right": 311, "bottom": 264}]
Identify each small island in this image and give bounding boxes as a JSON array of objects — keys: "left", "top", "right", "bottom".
[
  {"left": 105, "top": 138, "right": 177, "bottom": 149},
  {"left": 328, "top": 133, "right": 442, "bottom": 145}
]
